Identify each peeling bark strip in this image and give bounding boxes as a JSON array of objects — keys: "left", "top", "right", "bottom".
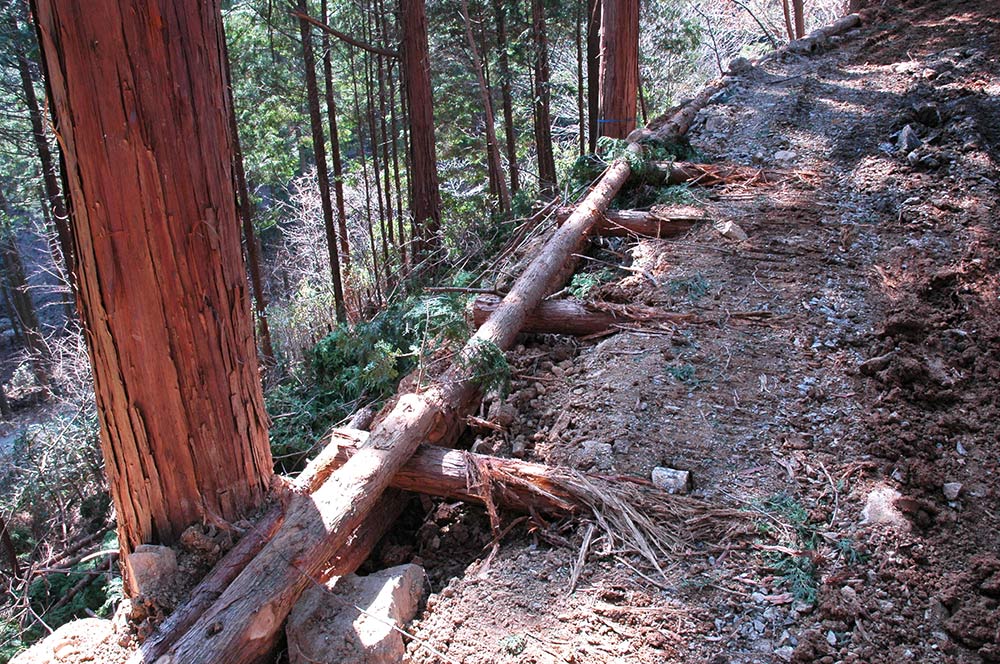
[{"left": 31, "top": 0, "right": 273, "bottom": 557}]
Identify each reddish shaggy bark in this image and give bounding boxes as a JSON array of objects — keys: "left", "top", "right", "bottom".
[
  {"left": 31, "top": 0, "right": 273, "bottom": 557},
  {"left": 598, "top": 0, "right": 639, "bottom": 139},
  {"left": 401, "top": 0, "right": 442, "bottom": 257}
]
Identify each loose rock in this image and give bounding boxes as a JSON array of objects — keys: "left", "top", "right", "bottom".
[{"left": 287, "top": 564, "right": 426, "bottom": 664}]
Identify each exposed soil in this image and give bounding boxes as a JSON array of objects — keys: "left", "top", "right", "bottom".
[{"left": 396, "top": 1, "right": 1000, "bottom": 662}]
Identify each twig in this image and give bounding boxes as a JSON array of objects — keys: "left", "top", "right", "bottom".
[{"left": 568, "top": 522, "right": 595, "bottom": 593}]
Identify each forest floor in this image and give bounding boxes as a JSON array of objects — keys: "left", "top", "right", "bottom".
[{"left": 390, "top": 0, "right": 1000, "bottom": 662}]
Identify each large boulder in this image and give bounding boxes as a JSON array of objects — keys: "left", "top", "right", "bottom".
[{"left": 287, "top": 564, "right": 426, "bottom": 664}]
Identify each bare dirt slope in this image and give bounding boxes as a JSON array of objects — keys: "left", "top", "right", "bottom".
[{"left": 398, "top": 1, "right": 1000, "bottom": 662}]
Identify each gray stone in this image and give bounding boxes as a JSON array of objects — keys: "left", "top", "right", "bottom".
[
  {"left": 898, "top": 124, "right": 923, "bottom": 152},
  {"left": 774, "top": 149, "right": 798, "bottom": 164},
  {"left": 943, "top": 482, "right": 962, "bottom": 500},
  {"left": 126, "top": 544, "right": 177, "bottom": 596},
  {"left": 651, "top": 467, "right": 691, "bottom": 494},
  {"left": 728, "top": 56, "right": 753, "bottom": 75},
  {"left": 287, "top": 564, "right": 426, "bottom": 664}
]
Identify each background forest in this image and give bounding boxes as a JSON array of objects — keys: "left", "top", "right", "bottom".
[{"left": 0, "top": 0, "right": 845, "bottom": 658}]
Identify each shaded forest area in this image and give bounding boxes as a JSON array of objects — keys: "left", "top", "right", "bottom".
[{"left": 1, "top": 0, "right": 999, "bottom": 662}]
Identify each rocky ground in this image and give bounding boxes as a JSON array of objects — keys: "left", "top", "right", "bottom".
[{"left": 390, "top": 1, "right": 1000, "bottom": 662}]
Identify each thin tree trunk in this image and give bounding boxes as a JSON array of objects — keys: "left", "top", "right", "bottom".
[
  {"left": 586, "top": 0, "right": 601, "bottom": 153},
  {"left": 0, "top": 515, "right": 19, "bottom": 578},
  {"left": 297, "top": 0, "right": 347, "bottom": 323},
  {"left": 38, "top": 187, "right": 74, "bottom": 320},
  {"left": 576, "top": 0, "right": 586, "bottom": 157},
  {"left": 8, "top": 11, "right": 74, "bottom": 286},
  {"left": 31, "top": 0, "right": 273, "bottom": 561},
  {"left": 387, "top": 59, "right": 407, "bottom": 270},
  {"left": 531, "top": 0, "right": 558, "bottom": 197},
  {"left": 349, "top": 46, "right": 383, "bottom": 303},
  {"left": 598, "top": 0, "right": 639, "bottom": 139},
  {"left": 375, "top": 1, "right": 396, "bottom": 264},
  {"left": 781, "top": 0, "right": 795, "bottom": 40},
  {"left": 401, "top": 0, "right": 441, "bottom": 259},
  {"left": 792, "top": 0, "right": 806, "bottom": 38},
  {"left": 493, "top": 0, "right": 520, "bottom": 195},
  {"left": 362, "top": 15, "right": 391, "bottom": 289},
  {"left": 460, "top": 0, "right": 511, "bottom": 214},
  {"left": 322, "top": 0, "right": 351, "bottom": 266},
  {"left": 222, "top": 33, "right": 275, "bottom": 368},
  {"left": 0, "top": 191, "right": 49, "bottom": 386}
]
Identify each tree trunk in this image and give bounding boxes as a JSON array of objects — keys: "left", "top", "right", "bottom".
[
  {"left": 587, "top": 0, "right": 601, "bottom": 153},
  {"left": 322, "top": 0, "right": 352, "bottom": 267},
  {"left": 792, "top": 0, "right": 806, "bottom": 38},
  {"left": 401, "top": 0, "right": 442, "bottom": 260},
  {"left": 8, "top": 11, "right": 74, "bottom": 286},
  {"left": 158, "top": 153, "right": 637, "bottom": 664},
  {"left": 555, "top": 206, "right": 705, "bottom": 237},
  {"left": 31, "top": 0, "right": 273, "bottom": 560},
  {"left": 222, "top": 35, "right": 276, "bottom": 368},
  {"left": 531, "top": 0, "right": 558, "bottom": 197},
  {"left": 460, "top": 0, "right": 511, "bottom": 214},
  {"left": 297, "top": 0, "right": 348, "bottom": 323},
  {"left": 493, "top": 0, "right": 520, "bottom": 195},
  {"left": 598, "top": 0, "right": 639, "bottom": 139}
]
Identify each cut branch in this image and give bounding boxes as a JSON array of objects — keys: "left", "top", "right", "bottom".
[{"left": 291, "top": 11, "right": 399, "bottom": 59}]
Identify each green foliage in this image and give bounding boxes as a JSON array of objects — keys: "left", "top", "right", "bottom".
[
  {"left": 666, "top": 363, "right": 700, "bottom": 386},
  {"left": 765, "top": 551, "right": 818, "bottom": 604},
  {"left": 668, "top": 274, "right": 710, "bottom": 300},
  {"left": 654, "top": 185, "right": 697, "bottom": 206},
  {"left": 268, "top": 293, "right": 471, "bottom": 471},
  {"left": 568, "top": 268, "right": 615, "bottom": 300},
  {"left": 0, "top": 531, "right": 122, "bottom": 663},
  {"left": 457, "top": 339, "right": 510, "bottom": 398}
]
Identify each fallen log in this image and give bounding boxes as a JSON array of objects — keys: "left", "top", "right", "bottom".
[
  {"left": 472, "top": 295, "right": 622, "bottom": 336},
  {"left": 303, "top": 430, "right": 698, "bottom": 559},
  {"left": 787, "top": 13, "right": 862, "bottom": 55},
  {"left": 131, "top": 432, "right": 405, "bottom": 663},
  {"left": 304, "top": 428, "right": 579, "bottom": 514},
  {"left": 649, "top": 161, "right": 785, "bottom": 187},
  {"left": 555, "top": 206, "right": 706, "bottom": 238},
  {"left": 158, "top": 156, "right": 637, "bottom": 663}
]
